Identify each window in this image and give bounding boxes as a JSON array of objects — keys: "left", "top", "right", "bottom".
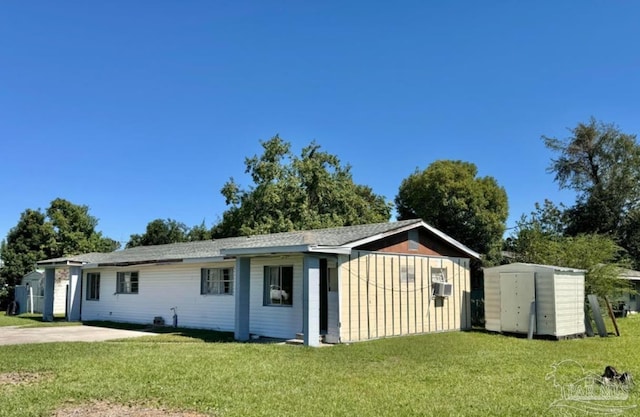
[
  {"left": 116, "top": 271, "right": 139, "bottom": 294},
  {"left": 431, "top": 267, "right": 447, "bottom": 282},
  {"left": 201, "top": 268, "right": 234, "bottom": 295},
  {"left": 264, "top": 266, "right": 293, "bottom": 306},
  {"left": 86, "top": 273, "right": 100, "bottom": 300},
  {"left": 401, "top": 263, "right": 415, "bottom": 284}
]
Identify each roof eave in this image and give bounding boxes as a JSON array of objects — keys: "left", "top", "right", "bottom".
[
  {"left": 345, "top": 220, "right": 481, "bottom": 260},
  {"left": 221, "top": 245, "right": 313, "bottom": 256}
]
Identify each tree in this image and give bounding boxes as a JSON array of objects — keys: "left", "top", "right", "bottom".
[
  {"left": 543, "top": 118, "right": 640, "bottom": 236},
  {"left": 395, "top": 160, "right": 508, "bottom": 263},
  {"left": 510, "top": 207, "right": 631, "bottom": 298},
  {"left": 46, "top": 198, "right": 118, "bottom": 257},
  {"left": 126, "top": 219, "right": 189, "bottom": 248},
  {"left": 212, "top": 135, "right": 392, "bottom": 237},
  {"left": 0, "top": 209, "right": 55, "bottom": 289},
  {"left": 0, "top": 199, "right": 117, "bottom": 306}
]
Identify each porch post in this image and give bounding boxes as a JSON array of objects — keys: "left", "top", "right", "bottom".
[
  {"left": 42, "top": 268, "right": 55, "bottom": 322},
  {"left": 234, "top": 257, "right": 251, "bottom": 341},
  {"left": 303, "top": 255, "right": 320, "bottom": 347},
  {"left": 67, "top": 266, "right": 82, "bottom": 321}
]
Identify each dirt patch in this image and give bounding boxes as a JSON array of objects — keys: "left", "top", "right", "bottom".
[
  {"left": 0, "top": 372, "right": 51, "bottom": 385},
  {"left": 51, "top": 401, "right": 212, "bottom": 417}
]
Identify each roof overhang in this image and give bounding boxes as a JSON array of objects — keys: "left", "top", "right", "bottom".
[{"left": 221, "top": 244, "right": 352, "bottom": 257}]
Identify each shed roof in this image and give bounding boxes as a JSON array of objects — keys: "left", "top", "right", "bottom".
[
  {"left": 484, "top": 262, "right": 586, "bottom": 273},
  {"left": 37, "top": 219, "right": 480, "bottom": 267}
]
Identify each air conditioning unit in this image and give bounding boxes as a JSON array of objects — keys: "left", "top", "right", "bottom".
[{"left": 433, "top": 282, "right": 453, "bottom": 297}]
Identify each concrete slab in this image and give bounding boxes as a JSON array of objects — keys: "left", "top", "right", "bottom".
[{"left": 0, "top": 325, "right": 157, "bottom": 346}]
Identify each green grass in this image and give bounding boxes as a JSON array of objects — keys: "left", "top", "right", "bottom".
[
  {"left": 0, "top": 313, "right": 78, "bottom": 328},
  {"left": 2, "top": 314, "right": 640, "bottom": 416}
]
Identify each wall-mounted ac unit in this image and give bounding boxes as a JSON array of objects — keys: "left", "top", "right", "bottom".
[{"left": 433, "top": 282, "right": 453, "bottom": 297}]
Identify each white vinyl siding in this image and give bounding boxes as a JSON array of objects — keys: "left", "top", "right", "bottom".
[
  {"left": 81, "top": 262, "right": 236, "bottom": 331},
  {"left": 249, "top": 256, "right": 303, "bottom": 339}
]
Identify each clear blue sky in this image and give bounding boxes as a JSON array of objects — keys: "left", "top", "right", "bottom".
[{"left": 2, "top": 1, "right": 639, "bottom": 248}]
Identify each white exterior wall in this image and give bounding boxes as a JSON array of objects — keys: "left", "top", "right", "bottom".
[
  {"left": 81, "top": 261, "right": 236, "bottom": 331},
  {"left": 248, "top": 255, "right": 304, "bottom": 339},
  {"left": 533, "top": 269, "right": 555, "bottom": 336},
  {"left": 552, "top": 272, "right": 585, "bottom": 336}
]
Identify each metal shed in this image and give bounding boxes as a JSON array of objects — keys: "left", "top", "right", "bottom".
[{"left": 484, "top": 263, "right": 585, "bottom": 338}]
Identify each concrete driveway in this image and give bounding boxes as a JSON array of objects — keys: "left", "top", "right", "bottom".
[{"left": 0, "top": 325, "right": 157, "bottom": 346}]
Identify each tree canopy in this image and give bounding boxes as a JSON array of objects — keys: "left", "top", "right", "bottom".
[
  {"left": 395, "top": 160, "right": 508, "bottom": 263},
  {"left": 543, "top": 118, "right": 640, "bottom": 268},
  {"left": 510, "top": 202, "right": 632, "bottom": 298},
  {"left": 0, "top": 199, "right": 117, "bottom": 297},
  {"left": 126, "top": 219, "right": 212, "bottom": 248},
  {"left": 212, "top": 135, "right": 392, "bottom": 237}
]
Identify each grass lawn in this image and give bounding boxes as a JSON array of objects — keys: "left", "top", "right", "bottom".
[
  {"left": 0, "top": 313, "right": 79, "bottom": 328},
  {"left": 1, "top": 313, "right": 639, "bottom": 416}
]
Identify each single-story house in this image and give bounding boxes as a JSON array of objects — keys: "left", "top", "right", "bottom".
[
  {"left": 614, "top": 269, "right": 640, "bottom": 313},
  {"left": 36, "top": 219, "right": 480, "bottom": 346}
]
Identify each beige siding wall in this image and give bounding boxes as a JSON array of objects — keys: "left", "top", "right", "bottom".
[
  {"left": 81, "top": 261, "right": 236, "bottom": 331},
  {"left": 248, "top": 255, "right": 304, "bottom": 339},
  {"left": 483, "top": 270, "right": 501, "bottom": 332},
  {"left": 339, "top": 251, "right": 471, "bottom": 342}
]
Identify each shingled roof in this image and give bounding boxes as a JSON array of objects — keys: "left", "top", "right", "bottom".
[{"left": 37, "top": 219, "right": 479, "bottom": 267}]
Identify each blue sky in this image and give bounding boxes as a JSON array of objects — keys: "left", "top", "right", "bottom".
[{"left": 1, "top": 1, "right": 639, "bottom": 248}]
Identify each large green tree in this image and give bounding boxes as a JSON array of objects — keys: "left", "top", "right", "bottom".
[
  {"left": 46, "top": 198, "right": 118, "bottom": 257},
  {"left": 511, "top": 203, "right": 631, "bottom": 298},
  {"left": 212, "top": 135, "right": 392, "bottom": 237},
  {"left": 543, "top": 118, "right": 640, "bottom": 268},
  {"left": 126, "top": 219, "right": 189, "bottom": 248},
  {"left": 395, "top": 160, "right": 508, "bottom": 263},
  {"left": 0, "top": 199, "right": 118, "bottom": 305},
  {"left": 543, "top": 117, "right": 640, "bottom": 236},
  {"left": 0, "top": 209, "right": 55, "bottom": 289}
]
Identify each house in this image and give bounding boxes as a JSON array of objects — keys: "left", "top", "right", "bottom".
[
  {"left": 15, "top": 269, "right": 68, "bottom": 315},
  {"left": 614, "top": 269, "right": 640, "bottom": 313},
  {"left": 36, "top": 219, "right": 480, "bottom": 346}
]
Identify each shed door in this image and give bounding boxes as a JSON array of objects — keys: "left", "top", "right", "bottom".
[{"left": 500, "top": 272, "right": 535, "bottom": 333}]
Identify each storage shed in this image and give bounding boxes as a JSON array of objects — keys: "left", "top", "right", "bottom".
[{"left": 484, "top": 263, "right": 585, "bottom": 338}]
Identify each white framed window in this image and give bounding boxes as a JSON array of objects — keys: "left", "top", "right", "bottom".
[
  {"left": 86, "top": 272, "right": 100, "bottom": 300},
  {"left": 264, "top": 265, "right": 293, "bottom": 306},
  {"left": 201, "top": 268, "right": 234, "bottom": 295},
  {"left": 116, "top": 271, "right": 139, "bottom": 294}
]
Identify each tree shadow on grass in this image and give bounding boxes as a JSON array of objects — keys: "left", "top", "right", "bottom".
[{"left": 82, "top": 320, "right": 238, "bottom": 343}]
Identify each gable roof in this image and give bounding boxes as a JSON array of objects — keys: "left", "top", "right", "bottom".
[{"left": 37, "top": 219, "right": 480, "bottom": 267}]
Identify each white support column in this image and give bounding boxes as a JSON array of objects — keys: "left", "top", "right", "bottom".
[
  {"left": 42, "top": 268, "right": 56, "bottom": 322},
  {"left": 303, "top": 255, "right": 320, "bottom": 347},
  {"left": 234, "top": 257, "right": 251, "bottom": 341},
  {"left": 67, "top": 266, "right": 82, "bottom": 321}
]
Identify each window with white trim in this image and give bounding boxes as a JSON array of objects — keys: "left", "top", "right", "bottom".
[
  {"left": 201, "top": 268, "right": 234, "bottom": 295},
  {"left": 116, "top": 271, "right": 139, "bottom": 294},
  {"left": 86, "top": 272, "right": 100, "bottom": 300},
  {"left": 264, "top": 266, "right": 293, "bottom": 306}
]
